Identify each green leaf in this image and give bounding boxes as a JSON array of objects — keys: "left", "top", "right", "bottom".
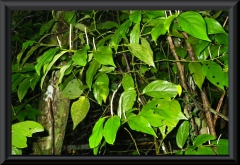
[
  {"left": 178, "top": 11, "right": 210, "bottom": 41},
  {"left": 188, "top": 63, "right": 205, "bottom": 90},
  {"left": 142, "top": 80, "right": 179, "bottom": 98},
  {"left": 62, "top": 79, "right": 83, "bottom": 99},
  {"left": 103, "top": 116, "right": 121, "bottom": 144},
  {"left": 12, "top": 146, "right": 22, "bottom": 155},
  {"left": 214, "top": 33, "right": 228, "bottom": 46},
  {"left": 97, "top": 34, "right": 114, "bottom": 48},
  {"left": 202, "top": 61, "right": 225, "bottom": 90},
  {"left": 176, "top": 121, "right": 190, "bottom": 149},
  {"left": 35, "top": 48, "right": 59, "bottom": 75},
  {"left": 197, "top": 146, "right": 216, "bottom": 155},
  {"left": 89, "top": 117, "right": 106, "bottom": 148},
  {"left": 212, "top": 139, "right": 228, "bottom": 155},
  {"left": 174, "top": 47, "right": 187, "bottom": 58},
  {"left": 127, "top": 114, "right": 157, "bottom": 137},
  {"left": 151, "top": 24, "right": 166, "bottom": 43},
  {"left": 17, "top": 77, "right": 31, "bottom": 102},
  {"left": 97, "top": 21, "right": 119, "bottom": 30},
  {"left": 185, "top": 149, "right": 198, "bottom": 155},
  {"left": 93, "top": 73, "right": 109, "bottom": 105},
  {"left": 128, "top": 39, "right": 155, "bottom": 67},
  {"left": 86, "top": 60, "right": 101, "bottom": 90},
  {"left": 40, "top": 51, "right": 67, "bottom": 89},
  {"left": 164, "top": 13, "right": 178, "bottom": 33},
  {"left": 193, "top": 134, "right": 216, "bottom": 147},
  {"left": 99, "top": 66, "right": 115, "bottom": 73},
  {"left": 138, "top": 109, "right": 162, "bottom": 127},
  {"left": 122, "top": 73, "right": 134, "bottom": 91},
  {"left": 57, "top": 61, "right": 73, "bottom": 86},
  {"left": 64, "top": 11, "right": 76, "bottom": 24},
  {"left": 129, "top": 10, "right": 142, "bottom": 24},
  {"left": 72, "top": 46, "right": 89, "bottom": 66},
  {"left": 93, "top": 46, "right": 116, "bottom": 67},
  {"left": 21, "top": 45, "right": 40, "bottom": 68},
  {"left": 12, "top": 74, "right": 26, "bottom": 92},
  {"left": 205, "top": 17, "right": 227, "bottom": 35},
  {"left": 145, "top": 10, "right": 165, "bottom": 19},
  {"left": 71, "top": 96, "right": 90, "bottom": 130},
  {"left": 75, "top": 23, "right": 92, "bottom": 35},
  {"left": 12, "top": 132, "right": 27, "bottom": 148},
  {"left": 130, "top": 23, "right": 140, "bottom": 43},
  {"left": 118, "top": 89, "right": 137, "bottom": 119},
  {"left": 194, "top": 40, "right": 210, "bottom": 56},
  {"left": 142, "top": 99, "right": 164, "bottom": 111}
]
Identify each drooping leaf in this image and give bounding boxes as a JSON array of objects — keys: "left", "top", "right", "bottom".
[
  {"left": 130, "top": 23, "right": 140, "bottom": 43},
  {"left": 151, "top": 24, "right": 166, "bottom": 44},
  {"left": 103, "top": 116, "right": 121, "bottom": 144},
  {"left": 17, "top": 77, "right": 31, "bottom": 102},
  {"left": 164, "top": 13, "right": 178, "bottom": 33},
  {"left": 138, "top": 109, "right": 162, "bottom": 127},
  {"left": 86, "top": 60, "right": 101, "bottom": 90},
  {"left": 72, "top": 46, "right": 89, "bottom": 66},
  {"left": 142, "top": 80, "right": 179, "bottom": 98},
  {"left": 205, "top": 17, "right": 227, "bottom": 35},
  {"left": 129, "top": 10, "right": 142, "bottom": 24},
  {"left": 97, "top": 34, "right": 114, "bottom": 48},
  {"left": 29, "top": 73, "right": 40, "bottom": 90},
  {"left": 193, "top": 134, "right": 216, "bottom": 147},
  {"left": 145, "top": 10, "right": 165, "bottom": 19},
  {"left": 176, "top": 121, "right": 190, "bottom": 149},
  {"left": 64, "top": 11, "right": 76, "bottom": 24},
  {"left": 93, "top": 46, "right": 116, "bottom": 67},
  {"left": 178, "top": 11, "right": 211, "bottom": 41},
  {"left": 122, "top": 73, "right": 134, "bottom": 91},
  {"left": 212, "top": 139, "right": 228, "bottom": 155},
  {"left": 12, "top": 146, "right": 22, "bottom": 155},
  {"left": 35, "top": 48, "right": 59, "bottom": 75},
  {"left": 194, "top": 40, "right": 210, "bottom": 56},
  {"left": 12, "top": 132, "right": 27, "bottom": 148},
  {"left": 128, "top": 39, "right": 155, "bottom": 67},
  {"left": 188, "top": 63, "right": 205, "bottom": 90},
  {"left": 93, "top": 73, "right": 109, "bottom": 105},
  {"left": 89, "top": 117, "right": 106, "bottom": 148},
  {"left": 127, "top": 114, "right": 157, "bottom": 137},
  {"left": 21, "top": 45, "right": 40, "bottom": 68},
  {"left": 57, "top": 61, "right": 73, "bottom": 86},
  {"left": 71, "top": 96, "right": 90, "bottom": 130},
  {"left": 197, "top": 146, "right": 216, "bottom": 155},
  {"left": 202, "top": 61, "right": 225, "bottom": 90},
  {"left": 40, "top": 50, "right": 67, "bottom": 89},
  {"left": 214, "top": 33, "right": 228, "bottom": 46},
  {"left": 62, "top": 79, "right": 83, "bottom": 99}
]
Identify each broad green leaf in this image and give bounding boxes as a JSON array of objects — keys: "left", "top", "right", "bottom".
[
  {"left": 193, "top": 134, "right": 216, "bottom": 147},
  {"left": 142, "top": 99, "right": 164, "bottom": 111},
  {"left": 159, "top": 125, "right": 174, "bottom": 140},
  {"left": 176, "top": 121, "right": 190, "bottom": 149},
  {"left": 72, "top": 47, "right": 89, "bottom": 66},
  {"left": 128, "top": 40, "right": 155, "bottom": 67},
  {"left": 138, "top": 109, "right": 162, "bottom": 127},
  {"left": 35, "top": 48, "right": 59, "bottom": 75},
  {"left": 86, "top": 60, "right": 101, "bottom": 90},
  {"left": 64, "top": 11, "right": 76, "bottom": 24},
  {"left": 178, "top": 11, "right": 210, "bottom": 41},
  {"left": 130, "top": 23, "right": 140, "bottom": 43},
  {"left": 127, "top": 114, "right": 157, "bottom": 137},
  {"left": 97, "top": 34, "right": 114, "bottom": 48},
  {"left": 12, "top": 132, "right": 27, "bottom": 148},
  {"left": 188, "top": 63, "right": 205, "bottom": 90},
  {"left": 97, "top": 21, "right": 119, "bottom": 30},
  {"left": 145, "top": 10, "right": 165, "bottom": 19},
  {"left": 99, "top": 66, "right": 115, "bottom": 73},
  {"left": 197, "top": 146, "right": 216, "bottom": 155},
  {"left": 109, "top": 32, "right": 122, "bottom": 52},
  {"left": 93, "top": 46, "right": 116, "bottom": 67},
  {"left": 205, "top": 17, "right": 227, "bottom": 35},
  {"left": 29, "top": 73, "right": 40, "bottom": 90},
  {"left": 151, "top": 24, "right": 166, "bottom": 44},
  {"left": 118, "top": 89, "right": 137, "bottom": 119},
  {"left": 71, "top": 96, "right": 90, "bottom": 130},
  {"left": 212, "top": 139, "right": 228, "bottom": 155},
  {"left": 93, "top": 73, "right": 109, "bottom": 105},
  {"left": 62, "top": 79, "right": 83, "bottom": 99},
  {"left": 40, "top": 51, "right": 67, "bottom": 89},
  {"left": 89, "top": 117, "right": 106, "bottom": 148},
  {"left": 103, "top": 116, "right": 121, "bottom": 144},
  {"left": 194, "top": 40, "right": 210, "bottom": 56},
  {"left": 202, "top": 61, "right": 225, "bottom": 90},
  {"left": 215, "top": 33, "right": 228, "bottom": 46},
  {"left": 122, "top": 74, "right": 134, "bottom": 91},
  {"left": 12, "top": 74, "right": 28, "bottom": 92},
  {"left": 21, "top": 45, "right": 40, "bottom": 68},
  {"left": 129, "top": 10, "right": 142, "bottom": 24},
  {"left": 174, "top": 47, "right": 187, "bottom": 58},
  {"left": 164, "top": 13, "right": 178, "bottom": 33},
  {"left": 57, "top": 61, "right": 73, "bottom": 86},
  {"left": 142, "top": 80, "right": 179, "bottom": 98},
  {"left": 17, "top": 77, "right": 31, "bottom": 102},
  {"left": 185, "top": 149, "right": 198, "bottom": 155},
  {"left": 12, "top": 146, "right": 22, "bottom": 155}
]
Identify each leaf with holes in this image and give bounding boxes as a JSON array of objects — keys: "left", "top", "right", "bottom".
[
  {"left": 189, "top": 63, "right": 205, "bottom": 90},
  {"left": 202, "top": 61, "right": 225, "bottom": 90},
  {"left": 103, "top": 116, "right": 121, "bottom": 145},
  {"left": 71, "top": 96, "right": 90, "bottom": 130},
  {"left": 127, "top": 114, "right": 157, "bottom": 137},
  {"left": 176, "top": 121, "right": 190, "bottom": 149},
  {"left": 89, "top": 117, "right": 106, "bottom": 148},
  {"left": 93, "top": 73, "right": 109, "bottom": 105},
  {"left": 178, "top": 11, "right": 210, "bottom": 41},
  {"left": 62, "top": 79, "right": 83, "bottom": 99}
]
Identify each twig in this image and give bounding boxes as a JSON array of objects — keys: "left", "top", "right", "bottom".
[
  {"left": 213, "top": 91, "right": 226, "bottom": 126},
  {"left": 124, "top": 127, "right": 140, "bottom": 155}
]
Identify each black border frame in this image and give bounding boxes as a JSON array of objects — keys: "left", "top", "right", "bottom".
[{"left": 0, "top": 0, "right": 239, "bottom": 164}]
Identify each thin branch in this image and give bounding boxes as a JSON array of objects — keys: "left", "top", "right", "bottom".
[
  {"left": 213, "top": 91, "right": 226, "bottom": 126},
  {"left": 124, "top": 127, "right": 140, "bottom": 155}
]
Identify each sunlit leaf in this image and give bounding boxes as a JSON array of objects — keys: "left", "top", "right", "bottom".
[
  {"left": 176, "top": 121, "right": 190, "bottom": 149},
  {"left": 193, "top": 134, "right": 216, "bottom": 147},
  {"left": 86, "top": 60, "right": 101, "bottom": 90},
  {"left": 103, "top": 116, "right": 121, "bottom": 144},
  {"left": 130, "top": 23, "right": 140, "bottom": 43},
  {"left": 89, "top": 117, "right": 106, "bottom": 148},
  {"left": 129, "top": 10, "right": 142, "bottom": 23},
  {"left": 138, "top": 109, "right": 162, "bottom": 127},
  {"left": 205, "top": 17, "right": 227, "bottom": 34},
  {"left": 93, "top": 46, "right": 116, "bottom": 67},
  {"left": 93, "top": 73, "right": 109, "bottom": 105},
  {"left": 122, "top": 74, "right": 134, "bottom": 91}
]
